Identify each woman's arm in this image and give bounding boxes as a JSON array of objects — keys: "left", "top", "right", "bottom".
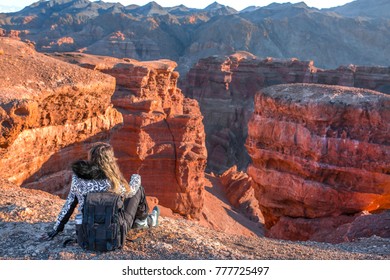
[
  {"left": 52, "top": 193, "right": 78, "bottom": 232},
  {"left": 127, "top": 174, "right": 141, "bottom": 197},
  {"left": 52, "top": 175, "right": 79, "bottom": 232}
]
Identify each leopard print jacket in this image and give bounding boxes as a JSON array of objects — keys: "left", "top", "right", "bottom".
[{"left": 53, "top": 174, "right": 141, "bottom": 231}]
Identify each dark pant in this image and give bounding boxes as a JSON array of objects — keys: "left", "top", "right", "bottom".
[{"left": 122, "top": 186, "right": 149, "bottom": 231}]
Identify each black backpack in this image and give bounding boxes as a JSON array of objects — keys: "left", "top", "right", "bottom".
[{"left": 76, "top": 192, "right": 127, "bottom": 252}]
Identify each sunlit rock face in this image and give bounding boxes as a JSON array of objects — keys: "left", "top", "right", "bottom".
[
  {"left": 246, "top": 83, "right": 390, "bottom": 242},
  {"left": 0, "top": 38, "right": 122, "bottom": 197}
]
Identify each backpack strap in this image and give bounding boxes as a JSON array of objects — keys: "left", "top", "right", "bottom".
[
  {"left": 105, "top": 206, "right": 113, "bottom": 250},
  {"left": 88, "top": 228, "right": 96, "bottom": 250},
  {"left": 88, "top": 205, "right": 95, "bottom": 225},
  {"left": 86, "top": 204, "right": 96, "bottom": 250},
  {"left": 105, "top": 206, "right": 111, "bottom": 227}
]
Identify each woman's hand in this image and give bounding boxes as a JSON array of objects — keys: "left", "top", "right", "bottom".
[
  {"left": 40, "top": 226, "right": 63, "bottom": 241},
  {"left": 46, "top": 229, "right": 61, "bottom": 240}
]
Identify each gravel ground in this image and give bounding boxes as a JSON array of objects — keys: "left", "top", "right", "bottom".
[{"left": 0, "top": 181, "right": 389, "bottom": 260}]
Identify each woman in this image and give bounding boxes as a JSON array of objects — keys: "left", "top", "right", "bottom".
[{"left": 47, "top": 142, "right": 159, "bottom": 239}]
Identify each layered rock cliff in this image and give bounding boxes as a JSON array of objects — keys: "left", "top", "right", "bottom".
[
  {"left": 0, "top": 38, "right": 122, "bottom": 197},
  {"left": 185, "top": 52, "right": 259, "bottom": 173},
  {"left": 185, "top": 53, "right": 390, "bottom": 173},
  {"left": 50, "top": 53, "right": 207, "bottom": 218},
  {"left": 245, "top": 84, "right": 390, "bottom": 242}
]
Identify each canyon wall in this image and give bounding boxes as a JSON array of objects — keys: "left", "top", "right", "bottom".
[
  {"left": 246, "top": 84, "right": 390, "bottom": 242},
  {"left": 50, "top": 53, "right": 207, "bottom": 218},
  {"left": 0, "top": 38, "right": 122, "bottom": 197},
  {"left": 184, "top": 53, "right": 390, "bottom": 173}
]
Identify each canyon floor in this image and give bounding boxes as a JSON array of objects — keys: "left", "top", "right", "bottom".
[{"left": 0, "top": 178, "right": 389, "bottom": 260}]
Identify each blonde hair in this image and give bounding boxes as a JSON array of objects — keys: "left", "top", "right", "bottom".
[{"left": 88, "top": 142, "right": 129, "bottom": 194}]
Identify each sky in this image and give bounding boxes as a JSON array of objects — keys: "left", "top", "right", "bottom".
[{"left": 0, "top": 0, "right": 355, "bottom": 13}]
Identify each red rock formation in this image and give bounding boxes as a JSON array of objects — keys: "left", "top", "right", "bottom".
[
  {"left": 185, "top": 53, "right": 390, "bottom": 173},
  {"left": 50, "top": 53, "right": 207, "bottom": 218},
  {"left": 0, "top": 38, "right": 123, "bottom": 197},
  {"left": 219, "top": 166, "right": 263, "bottom": 223},
  {"left": 246, "top": 83, "right": 390, "bottom": 242},
  {"left": 185, "top": 53, "right": 315, "bottom": 173}
]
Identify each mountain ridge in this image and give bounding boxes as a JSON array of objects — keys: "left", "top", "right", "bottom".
[
  {"left": 328, "top": 0, "right": 390, "bottom": 18},
  {"left": 1, "top": 0, "right": 389, "bottom": 73}
]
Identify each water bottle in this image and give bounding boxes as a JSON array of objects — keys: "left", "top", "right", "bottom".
[{"left": 75, "top": 213, "right": 82, "bottom": 225}]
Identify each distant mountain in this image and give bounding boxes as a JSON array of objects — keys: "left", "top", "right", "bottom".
[
  {"left": 329, "top": 0, "right": 390, "bottom": 18},
  {"left": 240, "top": 6, "right": 260, "bottom": 13},
  {"left": 0, "top": 0, "right": 389, "bottom": 74},
  {"left": 2, "top": 0, "right": 122, "bottom": 27},
  {"left": 167, "top": 4, "right": 199, "bottom": 16},
  {"left": 130, "top": 1, "right": 168, "bottom": 16},
  {"left": 205, "top": 1, "right": 237, "bottom": 13}
]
